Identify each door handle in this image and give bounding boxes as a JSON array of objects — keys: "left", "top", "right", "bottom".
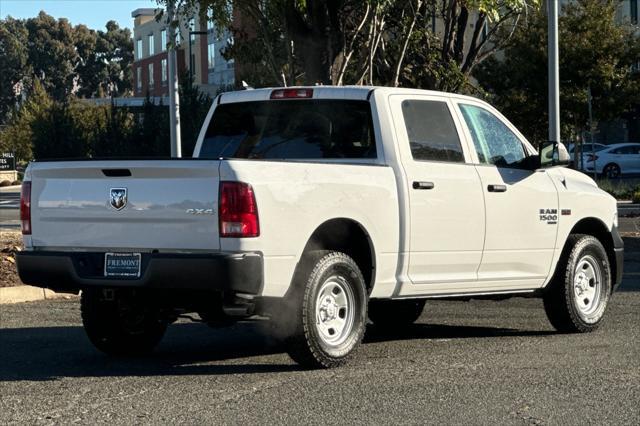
[
  {"left": 413, "top": 181, "right": 435, "bottom": 190},
  {"left": 487, "top": 184, "right": 507, "bottom": 193}
]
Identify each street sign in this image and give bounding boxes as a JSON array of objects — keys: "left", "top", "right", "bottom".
[{"left": 0, "top": 153, "right": 16, "bottom": 171}]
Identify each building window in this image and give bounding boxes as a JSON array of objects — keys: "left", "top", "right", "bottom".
[
  {"left": 148, "top": 34, "right": 155, "bottom": 56},
  {"left": 136, "top": 67, "right": 142, "bottom": 91},
  {"left": 161, "top": 58, "right": 168, "bottom": 84},
  {"left": 161, "top": 29, "right": 167, "bottom": 51},
  {"left": 208, "top": 42, "right": 215, "bottom": 70},
  {"left": 189, "top": 18, "right": 195, "bottom": 43},
  {"left": 481, "top": 21, "right": 489, "bottom": 42},
  {"left": 136, "top": 39, "right": 142, "bottom": 60},
  {"left": 148, "top": 63, "right": 154, "bottom": 88},
  {"left": 207, "top": 10, "right": 214, "bottom": 31},
  {"left": 632, "top": 0, "right": 638, "bottom": 25}
]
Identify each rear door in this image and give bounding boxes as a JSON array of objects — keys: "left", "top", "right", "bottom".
[
  {"left": 454, "top": 101, "right": 558, "bottom": 285},
  {"left": 390, "top": 95, "right": 485, "bottom": 285},
  {"left": 28, "top": 160, "right": 221, "bottom": 251},
  {"left": 616, "top": 145, "right": 640, "bottom": 173}
]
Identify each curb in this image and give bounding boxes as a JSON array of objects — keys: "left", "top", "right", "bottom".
[
  {"left": 0, "top": 285, "right": 78, "bottom": 304},
  {"left": 0, "top": 185, "right": 21, "bottom": 192}
]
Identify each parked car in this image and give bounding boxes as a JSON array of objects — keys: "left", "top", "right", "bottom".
[
  {"left": 565, "top": 143, "right": 607, "bottom": 170},
  {"left": 16, "top": 87, "right": 624, "bottom": 368},
  {"left": 567, "top": 142, "right": 607, "bottom": 154},
  {"left": 583, "top": 142, "right": 640, "bottom": 178}
]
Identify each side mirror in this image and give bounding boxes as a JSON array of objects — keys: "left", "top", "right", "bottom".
[{"left": 539, "top": 141, "right": 570, "bottom": 168}]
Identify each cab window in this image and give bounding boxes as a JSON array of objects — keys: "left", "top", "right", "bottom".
[
  {"left": 401, "top": 100, "right": 465, "bottom": 163},
  {"left": 459, "top": 104, "right": 527, "bottom": 168}
]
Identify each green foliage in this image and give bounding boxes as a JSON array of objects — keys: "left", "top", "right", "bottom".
[
  {"left": 24, "top": 12, "right": 78, "bottom": 101},
  {"left": 74, "top": 21, "right": 134, "bottom": 98},
  {"left": 168, "top": 0, "right": 537, "bottom": 90},
  {"left": 475, "top": 0, "right": 640, "bottom": 145},
  {"left": 0, "top": 80, "right": 52, "bottom": 160},
  {"left": 596, "top": 179, "right": 640, "bottom": 201},
  {"left": 0, "top": 12, "right": 134, "bottom": 124},
  {"left": 179, "top": 73, "right": 212, "bottom": 155},
  {"left": 0, "top": 74, "right": 214, "bottom": 161},
  {"left": 633, "top": 190, "right": 640, "bottom": 204},
  {"left": 0, "top": 17, "right": 30, "bottom": 122}
]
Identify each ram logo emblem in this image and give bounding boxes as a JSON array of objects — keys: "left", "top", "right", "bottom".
[{"left": 110, "top": 188, "right": 127, "bottom": 210}]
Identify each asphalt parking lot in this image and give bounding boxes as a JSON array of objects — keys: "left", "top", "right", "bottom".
[{"left": 1, "top": 268, "right": 639, "bottom": 424}]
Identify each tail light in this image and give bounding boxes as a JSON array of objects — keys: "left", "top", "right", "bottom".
[
  {"left": 219, "top": 182, "right": 259, "bottom": 237},
  {"left": 20, "top": 181, "right": 32, "bottom": 235},
  {"left": 270, "top": 88, "right": 313, "bottom": 99}
]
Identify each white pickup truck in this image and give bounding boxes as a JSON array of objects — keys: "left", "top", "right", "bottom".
[{"left": 17, "top": 87, "right": 623, "bottom": 368}]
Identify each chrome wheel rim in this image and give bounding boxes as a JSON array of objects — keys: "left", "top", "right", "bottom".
[
  {"left": 573, "top": 255, "right": 603, "bottom": 317},
  {"left": 315, "top": 275, "right": 355, "bottom": 346}
]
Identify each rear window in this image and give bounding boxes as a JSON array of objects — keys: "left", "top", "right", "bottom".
[{"left": 199, "top": 100, "right": 376, "bottom": 160}]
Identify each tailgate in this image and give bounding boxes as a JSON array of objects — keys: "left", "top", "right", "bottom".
[{"left": 28, "top": 160, "right": 221, "bottom": 251}]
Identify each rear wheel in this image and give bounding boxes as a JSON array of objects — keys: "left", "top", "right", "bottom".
[
  {"left": 368, "top": 299, "right": 425, "bottom": 328},
  {"left": 543, "top": 234, "right": 611, "bottom": 333},
  {"left": 602, "top": 163, "right": 621, "bottom": 179},
  {"left": 81, "top": 289, "right": 168, "bottom": 356},
  {"left": 283, "top": 251, "right": 367, "bottom": 369}
]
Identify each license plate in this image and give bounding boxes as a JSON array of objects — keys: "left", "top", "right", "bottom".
[{"left": 104, "top": 253, "right": 141, "bottom": 277}]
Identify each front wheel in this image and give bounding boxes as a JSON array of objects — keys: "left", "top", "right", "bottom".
[
  {"left": 81, "top": 289, "right": 168, "bottom": 356},
  {"left": 284, "top": 251, "right": 368, "bottom": 369},
  {"left": 543, "top": 234, "right": 611, "bottom": 333}
]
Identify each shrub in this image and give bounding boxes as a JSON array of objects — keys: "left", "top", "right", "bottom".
[
  {"left": 596, "top": 179, "right": 633, "bottom": 200},
  {"left": 11, "top": 180, "right": 21, "bottom": 186},
  {"left": 633, "top": 190, "right": 640, "bottom": 204},
  {"left": 0, "top": 180, "right": 12, "bottom": 187}
]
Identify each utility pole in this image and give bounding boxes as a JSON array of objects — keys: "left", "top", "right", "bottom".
[
  {"left": 548, "top": 0, "right": 560, "bottom": 144},
  {"left": 166, "top": 0, "right": 182, "bottom": 158},
  {"left": 587, "top": 85, "right": 597, "bottom": 179}
]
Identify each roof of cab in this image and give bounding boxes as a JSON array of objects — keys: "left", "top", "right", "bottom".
[{"left": 217, "top": 85, "right": 480, "bottom": 104}]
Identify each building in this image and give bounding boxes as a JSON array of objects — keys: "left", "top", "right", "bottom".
[{"left": 131, "top": 7, "right": 235, "bottom": 98}]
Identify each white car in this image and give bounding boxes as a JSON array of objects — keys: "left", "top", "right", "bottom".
[
  {"left": 583, "top": 142, "right": 640, "bottom": 178},
  {"left": 16, "top": 87, "right": 624, "bottom": 368},
  {"left": 566, "top": 143, "right": 607, "bottom": 170},
  {"left": 566, "top": 142, "right": 607, "bottom": 155}
]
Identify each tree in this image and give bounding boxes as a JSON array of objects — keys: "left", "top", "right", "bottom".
[
  {"left": 179, "top": 73, "right": 212, "bottom": 155},
  {"left": 1, "top": 12, "right": 134, "bottom": 110},
  {"left": 0, "top": 80, "right": 52, "bottom": 161},
  {"left": 72, "top": 21, "right": 134, "bottom": 98},
  {"left": 161, "top": 0, "right": 537, "bottom": 90},
  {"left": 475, "top": 0, "right": 640, "bottom": 144},
  {"left": 24, "top": 12, "right": 78, "bottom": 101},
  {"left": 0, "top": 17, "right": 30, "bottom": 123}
]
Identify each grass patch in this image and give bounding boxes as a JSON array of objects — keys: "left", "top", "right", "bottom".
[{"left": 596, "top": 179, "right": 640, "bottom": 201}]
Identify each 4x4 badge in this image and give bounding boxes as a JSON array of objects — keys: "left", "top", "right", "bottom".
[{"left": 110, "top": 188, "right": 127, "bottom": 210}]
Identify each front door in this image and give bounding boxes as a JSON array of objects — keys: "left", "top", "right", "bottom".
[
  {"left": 456, "top": 102, "right": 559, "bottom": 286},
  {"left": 391, "top": 95, "right": 485, "bottom": 287}
]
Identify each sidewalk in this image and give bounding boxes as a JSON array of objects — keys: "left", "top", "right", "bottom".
[
  {"left": 0, "top": 285, "right": 77, "bottom": 304},
  {"left": 0, "top": 185, "right": 21, "bottom": 193}
]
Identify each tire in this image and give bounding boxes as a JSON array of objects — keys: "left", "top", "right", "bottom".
[
  {"left": 543, "top": 234, "right": 612, "bottom": 333},
  {"left": 283, "top": 251, "right": 368, "bottom": 369},
  {"left": 602, "top": 163, "right": 621, "bottom": 179},
  {"left": 81, "top": 289, "right": 167, "bottom": 356},
  {"left": 368, "top": 299, "right": 425, "bottom": 328}
]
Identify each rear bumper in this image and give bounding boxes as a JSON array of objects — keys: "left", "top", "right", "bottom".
[{"left": 16, "top": 251, "right": 263, "bottom": 295}]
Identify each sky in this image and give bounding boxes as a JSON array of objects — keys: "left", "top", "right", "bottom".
[{"left": 0, "top": 0, "right": 160, "bottom": 31}]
